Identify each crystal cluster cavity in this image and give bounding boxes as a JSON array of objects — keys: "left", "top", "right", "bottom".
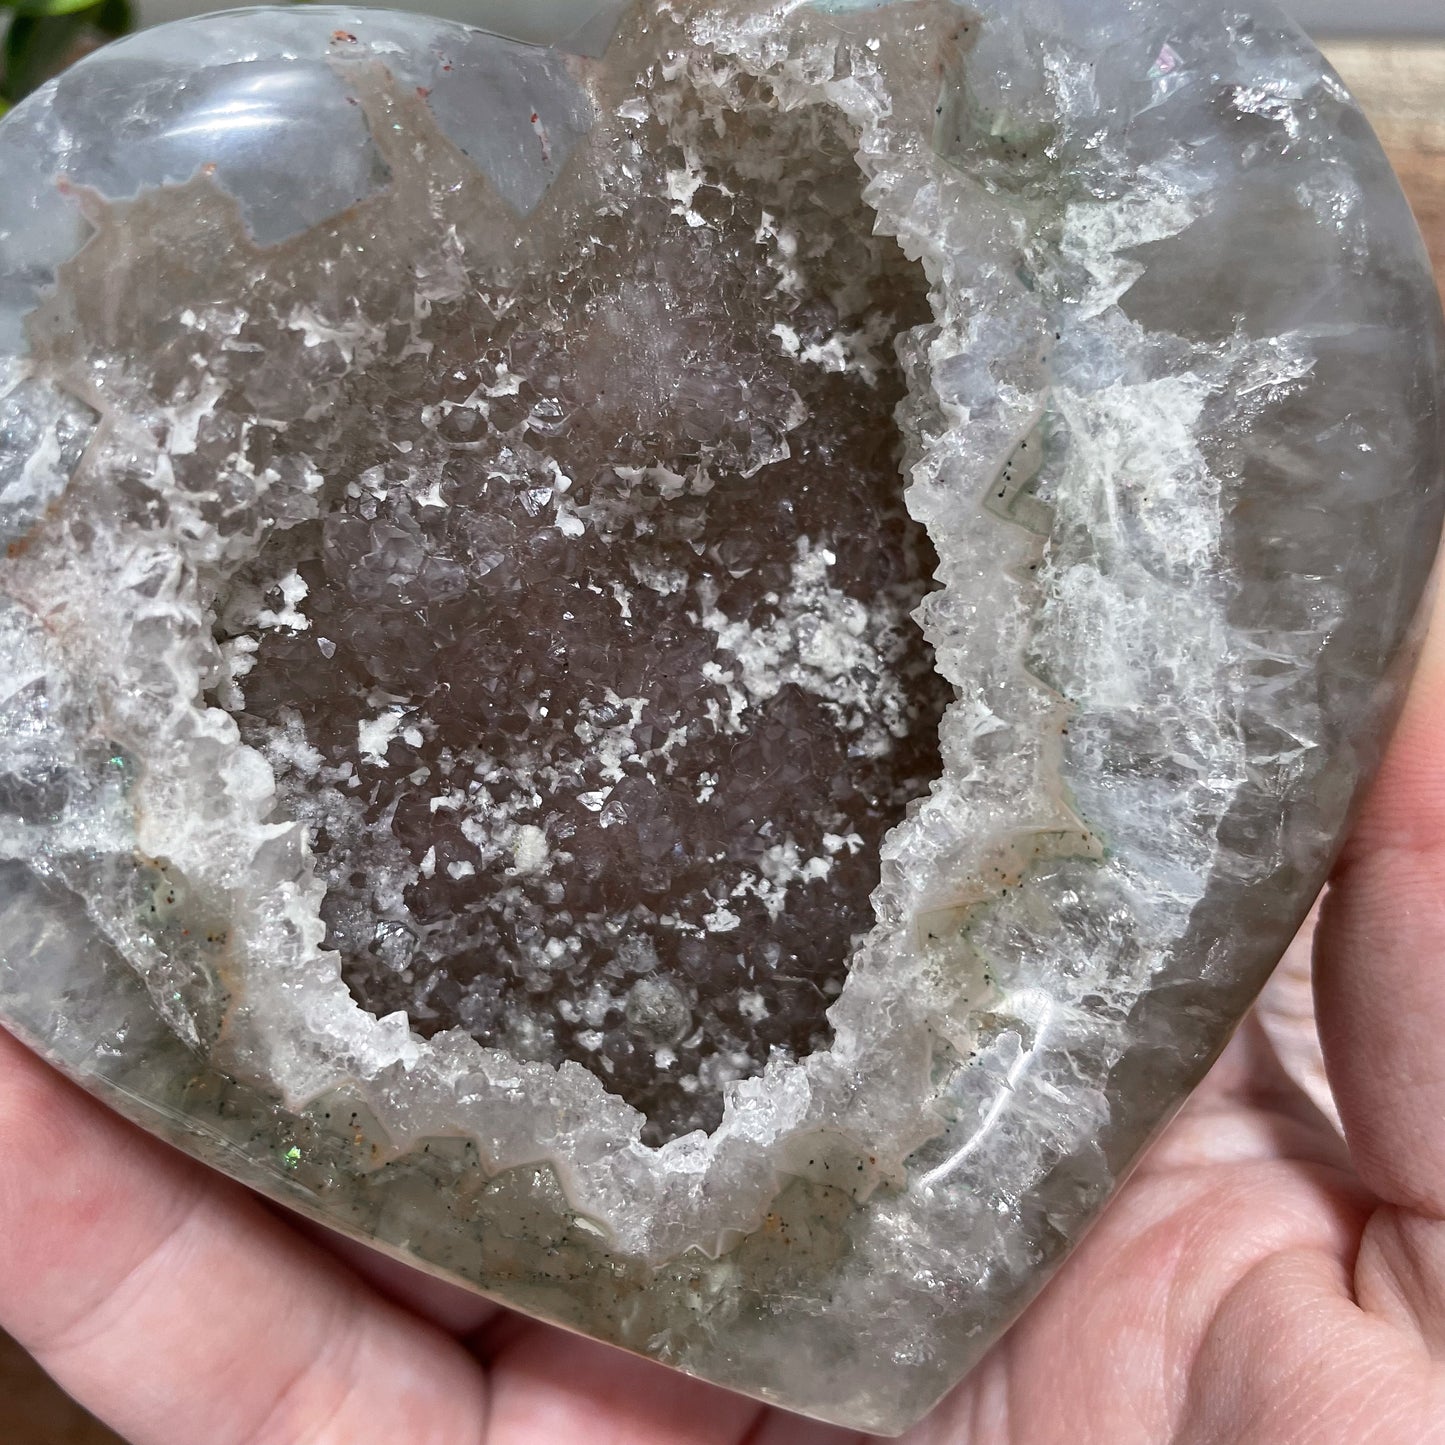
[{"left": 0, "top": 1, "right": 1440, "bottom": 1433}]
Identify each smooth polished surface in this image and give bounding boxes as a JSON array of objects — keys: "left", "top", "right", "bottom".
[{"left": 0, "top": 4, "right": 1441, "bottom": 1433}]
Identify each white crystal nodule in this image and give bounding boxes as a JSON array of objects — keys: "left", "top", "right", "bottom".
[{"left": 0, "top": 1, "right": 1440, "bottom": 1433}]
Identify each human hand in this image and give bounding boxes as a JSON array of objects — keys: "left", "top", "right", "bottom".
[{"left": 3, "top": 581, "right": 1445, "bottom": 1445}]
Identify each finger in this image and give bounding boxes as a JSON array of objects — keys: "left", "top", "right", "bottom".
[
  {"left": 1315, "top": 574, "right": 1445, "bottom": 1342},
  {"left": 1254, "top": 900, "right": 1343, "bottom": 1135},
  {"left": 1315, "top": 579, "right": 1445, "bottom": 1214},
  {"left": 0, "top": 1026, "right": 489, "bottom": 1445}
]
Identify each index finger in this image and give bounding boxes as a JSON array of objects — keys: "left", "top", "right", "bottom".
[
  {"left": 0, "top": 1026, "right": 489, "bottom": 1445},
  {"left": 1315, "top": 576, "right": 1445, "bottom": 1217}
]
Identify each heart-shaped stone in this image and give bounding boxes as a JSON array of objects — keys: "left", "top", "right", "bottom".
[{"left": 0, "top": 2, "right": 1440, "bottom": 1434}]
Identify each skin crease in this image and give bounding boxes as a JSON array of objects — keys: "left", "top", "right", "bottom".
[{"left": 2, "top": 578, "right": 1445, "bottom": 1445}]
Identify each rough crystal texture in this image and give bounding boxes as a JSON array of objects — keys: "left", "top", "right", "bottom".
[
  {"left": 0, "top": 2, "right": 1441, "bottom": 1434},
  {"left": 211, "top": 88, "right": 947, "bottom": 1146}
]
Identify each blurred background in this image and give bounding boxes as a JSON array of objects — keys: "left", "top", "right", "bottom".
[
  {"left": 1294, "top": 0, "right": 1444, "bottom": 31},
  {"left": 0, "top": 3, "right": 1442, "bottom": 1442},
  {"left": 0, "top": 0, "right": 1442, "bottom": 110}
]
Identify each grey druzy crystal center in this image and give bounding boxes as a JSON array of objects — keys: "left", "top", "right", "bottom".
[{"left": 210, "top": 84, "right": 946, "bottom": 1143}]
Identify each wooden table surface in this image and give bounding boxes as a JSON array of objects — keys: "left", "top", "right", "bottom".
[
  {"left": 3, "top": 35, "right": 1444, "bottom": 1445},
  {"left": 1328, "top": 41, "right": 1445, "bottom": 277}
]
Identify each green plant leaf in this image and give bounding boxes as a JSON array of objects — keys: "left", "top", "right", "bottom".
[
  {"left": 2, "top": 0, "right": 128, "bottom": 103},
  {"left": 10, "top": 0, "right": 121, "bottom": 18}
]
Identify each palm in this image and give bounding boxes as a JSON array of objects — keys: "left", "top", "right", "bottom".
[
  {"left": 4, "top": 609, "right": 1444, "bottom": 1445},
  {"left": 958, "top": 1017, "right": 1376, "bottom": 1445}
]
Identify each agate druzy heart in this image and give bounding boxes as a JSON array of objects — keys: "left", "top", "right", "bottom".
[{"left": 0, "top": 2, "right": 1441, "bottom": 1433}]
